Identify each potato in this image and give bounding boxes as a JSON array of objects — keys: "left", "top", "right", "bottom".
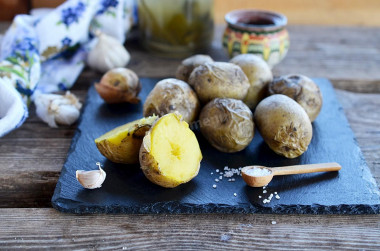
[
  {"left": 230, "top": 54, "right": 273, "bottom": 109},
  {"left": 268, "top": 74, "right": 323, "bottom": 122},
  {"left": 199, "top": 98, "right": 254, "bottom": 153},
  {"left": 254, "top": 94, "right": 312, "bottom": 158},
  {"left": 95, "top": 115, "right": 158, "bottom": 164},
  {"left": 139, "top": 113, "right": 202, "bottom": 188},
  {"left": 143, "top": 78, "right": 200, "bottom": 123},
  {"left": 175, "top": 54, "right": 214, "bottom": 82},
  {"left": 188, "top": 62, "right": 250, "bottom": 104}
]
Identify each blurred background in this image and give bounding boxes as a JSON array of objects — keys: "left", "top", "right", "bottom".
[{"left": 1, "top": 0, "right": 380, "bottom": 26}]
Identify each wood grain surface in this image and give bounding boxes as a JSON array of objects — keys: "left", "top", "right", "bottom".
[
  {"left": 0, "top": 22, "right": 379, "bottom": 249},
  {"left": 0, "top": 209, "right": 379, "bottom": 250}
]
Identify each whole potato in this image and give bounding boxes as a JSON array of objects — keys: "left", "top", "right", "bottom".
[
  {"left": 175, "top": 54, "right": 214, "bottom": 82},
  {"left": 143, "top": 78, "right": 200, "bottom": 123},
  {"left": 188, "top": 62, "right": 250, "bottom": 104},
  {"left": 230, "top": 54, "right": 273, "bottom": 109},
  {"left": 268, "top": 74, "right": 322, "bottom": 122},
  {"left": 199, "top": 98, "right": 254, "bottom": 153},
  {"left": 254, "top": 94, "right": 312, "bottom": 158}
]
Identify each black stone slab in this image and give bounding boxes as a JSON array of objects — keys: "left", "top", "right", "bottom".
[{"left": 52, "top": 78, "right": 380, "bottom": 214}]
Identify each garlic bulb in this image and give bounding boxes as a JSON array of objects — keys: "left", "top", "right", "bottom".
[
  {"left": 76, "top": 162, "right": 106, "bottom": 189},
  {"left": 35, "top": 91, "right": 82, "bottom": 128},
  {"left": 87, "top": 31, "right": 131, "bottom": 73}
]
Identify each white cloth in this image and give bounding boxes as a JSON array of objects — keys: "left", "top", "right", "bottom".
[{"left": 0, "top": 0, "right": 135, "bottom": 137}]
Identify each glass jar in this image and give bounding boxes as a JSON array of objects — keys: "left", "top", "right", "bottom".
[{"left": 138, "top": 0, "right": 214, "bottom": 57}]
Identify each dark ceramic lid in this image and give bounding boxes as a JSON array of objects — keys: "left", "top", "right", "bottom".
[{"left": 225, "top": 9, "right": 287, "bottom": 32}]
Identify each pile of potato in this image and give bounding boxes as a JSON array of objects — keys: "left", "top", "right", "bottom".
[
  {"left": 94, "top": 54, "right": 323, "bottom": 188},
  {"left": 142, "top": 53, "right": 322, "bottom": 158}
]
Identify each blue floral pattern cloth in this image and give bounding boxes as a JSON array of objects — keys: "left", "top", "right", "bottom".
[{"left": 0, "top": 0, "right": 135, "bottom": 137}]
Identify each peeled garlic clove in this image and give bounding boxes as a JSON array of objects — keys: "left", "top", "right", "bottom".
[
  {"left": 76, "top": 165, "right": 106, "bottom": 189},
  {"left": 87, "top": 32, "right": 131, "bottom": 73}
]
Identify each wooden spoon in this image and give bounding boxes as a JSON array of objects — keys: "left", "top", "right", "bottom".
[{"left": 241, "top": 162, "right": 342, "bottom": 187}]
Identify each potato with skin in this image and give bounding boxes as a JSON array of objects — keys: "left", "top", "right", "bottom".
[
  {"left": 188, "top": 62, "right": 250, "bottom": 104},
  {"left": 143, "top": 78, "right": 200, "bottom": 123},
  {"left": 199, "top": 98, "right": 254, "bottom": 153},
  {"left": 139, "top": 113, "right": 202, "bottom": 188},
  {"left": 268, "top": 74, "right": 323, "bottom": 122},
  {"left": 175, "top": 54, "right": 214, "bottom": 82},
  {"left": 230, "top": 54, "right": 273, "bottom": 109},
  {"left": 95, "top": 115, "right": 158, "bottom": 164},
  {"left": 254, "top": 94, "right": 312, "bottom": 158}
]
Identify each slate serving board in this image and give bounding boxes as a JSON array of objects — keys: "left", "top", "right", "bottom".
[{"left": 52, "top": 78, "right": 380, "bottom": 214}]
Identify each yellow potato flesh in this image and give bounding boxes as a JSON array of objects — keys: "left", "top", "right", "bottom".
[
  {"left": 95, "top": 116, "right": 157, "bottom": 164},
  {"left": 150, "top": 114, "right": 202, "bottom": 183}
]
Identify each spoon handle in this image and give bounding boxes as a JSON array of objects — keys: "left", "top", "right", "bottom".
[{"left": 270, "top": 162, "right": 341, "bottom": 176}]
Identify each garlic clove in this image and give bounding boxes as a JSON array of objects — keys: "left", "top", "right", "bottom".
[
  {"left": 87, "top": 32, "right": 131, "bottom": 73},
  {"left": 76, "top": 163, "right": 106, "bottom": 189}
]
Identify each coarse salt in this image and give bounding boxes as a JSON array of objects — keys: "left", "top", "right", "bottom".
[
  {"left": 263, "top": 190, "right": 267, "bottom": 194},
  {"left": 234, "top": 193, "right": 237, "bottom": 197},
  {"left": 271, "top": 220, "right": 277, "bottom": 225},
  {"left": 216, "top": 169, "right": 219, "bottom": 173},
  {"left": 215, "top": 179, "right": 219, "bottom": 182},
  {"left": 244, "top": 167, "right": 271, "bottom": 177},
  {"left": 224, "top": 171, "right": 234, "bottom": 177},
  {"left": 275, "top": 195, "right": 280, "bottom": 199},
  {"left": 213, "top": 184, "right": 217, "bottom": 188}
]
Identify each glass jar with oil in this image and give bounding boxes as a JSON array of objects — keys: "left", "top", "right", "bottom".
[{"left": 138, "top": 0, "right": 214, "bottom": 57}]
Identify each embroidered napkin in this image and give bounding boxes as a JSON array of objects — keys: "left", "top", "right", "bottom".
[{"left": 0, "top": 0, "right": 135, "bottom": 137}]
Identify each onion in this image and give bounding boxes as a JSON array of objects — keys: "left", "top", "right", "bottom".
[{"left": 95, "top": 68, "right": 141, "bottom": 104}]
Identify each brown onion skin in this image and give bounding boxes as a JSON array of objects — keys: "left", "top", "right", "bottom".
[{"left": 95, "top": 68, "right": 141, "bottom": 104}]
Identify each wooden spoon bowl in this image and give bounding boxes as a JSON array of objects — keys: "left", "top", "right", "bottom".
[{"left": 242, "top": 162, "right": 342, "bottom": 187}]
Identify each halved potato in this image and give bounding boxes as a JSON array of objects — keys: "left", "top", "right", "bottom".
[
  {"left": 139, "top": 113, "right": 202, "bottom": 188},
  {"left": 95, "top": 115, "right": 158, "bottom": 164}
]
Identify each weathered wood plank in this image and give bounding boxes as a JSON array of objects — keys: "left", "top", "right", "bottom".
[{"left": 0, "top": 209, "right": 379, "bottom": 249}]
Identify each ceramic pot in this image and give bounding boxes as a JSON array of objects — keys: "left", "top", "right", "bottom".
[{"left": 223, "top": 9, "right": 289, "bottom": 68}]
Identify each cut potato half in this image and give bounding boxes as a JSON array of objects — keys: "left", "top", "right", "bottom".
[
  {"left": 95, "top": 115, "right": 158, "bottom": 164},
  {"left": 139, "top": 113, "right": 202, "bottom": 188}
]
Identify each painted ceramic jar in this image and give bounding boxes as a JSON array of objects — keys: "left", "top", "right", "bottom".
[{"left": 223, "top": 9, "right": 289, "bottom": 68}]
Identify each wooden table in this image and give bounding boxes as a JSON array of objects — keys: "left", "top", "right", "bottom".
[{"left": 0, "top": 23, "right": 379, "bottom": 249}]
